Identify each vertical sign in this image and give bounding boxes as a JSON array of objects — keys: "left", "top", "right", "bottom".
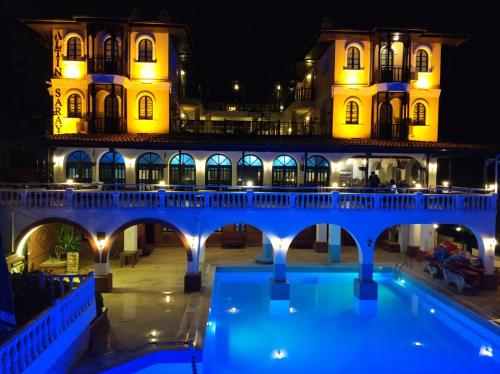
[
  {"left": 53, "top": 30, "right": 63, "bottom": 77},
  {"left": 53, "top": 30, "right": 63, "bottom": 133}
]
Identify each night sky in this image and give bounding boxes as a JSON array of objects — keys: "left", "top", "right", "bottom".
[{"left": 1, "top": 0, "right": 499, "bottom": 144}]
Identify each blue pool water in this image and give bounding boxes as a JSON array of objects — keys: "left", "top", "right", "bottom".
[{"left": 202, "top": 270, "right": 499, "bottom": 373}]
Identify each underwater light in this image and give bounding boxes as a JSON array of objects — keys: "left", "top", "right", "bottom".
[
  {"left": 479, "top": 346, "right": 493, "bottom": 357},
  {"left": 228, "top": 307, "right": 239, "bottom": 314},
  {"left": 413, "top": 341, "right": 423, "bottom": 347},
  {"left": 429, "top": 308, "right": 436, "bottom": 314},
  {"left": 271, "top": 349, "right": 287, "bottom": 359}
]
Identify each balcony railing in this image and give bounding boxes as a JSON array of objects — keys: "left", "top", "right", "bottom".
[
  {"left": 0, "top": 273, "right": 96, "bottom": 373},
  {"left": 372, "top": 121, "right": 409, "bottom": 140},
  {"left": 284, "top": 87, "right": 314, "bottom": 108},
  {"left": 204, "top": 102, "right": 281, "bottom": 113},
  {"left": 91, "top": 117, "right": 127, "bottom": 134},
  {"left": 88, "top": 56, "right": 124, "bottom": 75},
  {"left": 0, "top": 186, "right": 496, "bottom": 212},
  {"left": 171, "top": 119, "right": 328, "bottom": 136},
  {"left": 372, "top": 66, "right": 410, "bottom": 83}
]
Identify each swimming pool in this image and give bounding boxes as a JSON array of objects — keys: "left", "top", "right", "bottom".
[{"left": 107, "top": 267, "right": 500, "bottom": 373}]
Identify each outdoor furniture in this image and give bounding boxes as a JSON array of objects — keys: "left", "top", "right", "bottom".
[
  {"left": 120, "top": 251, "right": 140, "bottom": 267},
  {"left": 422, "top": 257, "right": 442, "bottom": 278},
  {"left": 439, "top": 262, "right": 483, "bottom": 292}
]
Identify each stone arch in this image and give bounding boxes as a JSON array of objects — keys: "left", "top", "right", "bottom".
[
  {"left": 105, "top": 218, "right": 193, "bottom": 263},
  {"left": 14, "top": 218, "right": 99, "bottom": 261}
]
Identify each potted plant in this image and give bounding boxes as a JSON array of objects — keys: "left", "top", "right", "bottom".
[{"left": 57, "top": 225, "right": 81, "bottom": 273}]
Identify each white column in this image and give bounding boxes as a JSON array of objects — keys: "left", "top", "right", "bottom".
[
  {"left": 398, "top": 225, "right": 409, "bottom": 253},
  {"left": 328, "top": 224, "right": 341, "bottom": 262},
  {"left": 256, "top": 235, "right": 273, "bottom": 264},
  {"left": 199, "top": 243, "right": 206, "bottom": 263},
  {"left": 314, "top": 224, "right": 328, "bottom": 252},
  {"left": 419, "top": 224, "right": 436, "bottom": 252},
  {"left": 124, "top": 225, "right": 138, "bottom": 252},
  {"left": 409, "top": 224, "right": 421, "bottom": 248}
]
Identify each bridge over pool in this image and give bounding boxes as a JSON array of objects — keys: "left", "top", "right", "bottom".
[{"left": 0, "top": 185, "right": 497, "bottom": 299}]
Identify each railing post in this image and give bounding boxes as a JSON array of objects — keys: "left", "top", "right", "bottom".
[
  {"left": 112, "top": 190, "right": 120, "bottom": 209},
  {"left": 246, "top": 189, "right": 254, "bottom": 208},
  {"left": 203, "top": 191, "right": 210, "bottom": 208},
  {"left": 289, "top": 192, "right": 296, "bottom": 208},
  {"left": 415, "top": 192, "right": 423, "bottom": 210},
  {"left": 332, "top": 191, "right": 339, "bottom": 209},
  {"left": 21, "top": 188, "right": 28, "bottom": 208},
  {"left": 64, "top": 188, "right": 74, "bottom": 208},
  {"left": 373, "top": 194, "right": 381, "bottom": 209},
  {"left": 158, "top": 189, "right": 165, "bottom": 208},
  {"left": 456, "top": 194, "right": 464, "bottom": 211}
]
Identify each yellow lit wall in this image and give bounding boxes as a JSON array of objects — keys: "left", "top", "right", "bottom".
[
  {"left": 332, "top": 88, "right": 372, "bottom": 138},
  {"left": 126, "top": 83, "right": 170, "bottom": 133},
  {"left": 333, "top": 40, "right": 371, "bottom": 86},
  {"left": 130, "top": 32, "right": 169, "bottom": 81},
  {"left": 411, "top": 43, "right": 441, "bottom": 89},
  {"left": 408, "top": 91, "right": 440, "bottom": 141},
  {"left": 50, "top": 80, "right": 88, "bottom": 134}
]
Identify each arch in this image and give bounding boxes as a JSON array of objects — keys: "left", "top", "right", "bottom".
[
  {"left": 138, "top": 93, "right": 154, "bottom": 120},
  {"left": 104, "top": 36, "right": 120, "bottom": 61},
  {"left": 136, "top": 35, "right": 155, "bottom": 62},
  {"left": 136, "top": 152, "right": 164, "bottom": 184},
  {"left": 169, "top": 153, "right": 196, "bottom": 185},
  {"left": 379, "top": 101, "right": 393, "bottom": 125},
  {"left": 99, "top": 151, "right": 126, "bottom": 184},
  {"left": 237, "top": 154, "right": 263, "bottom": 186},
  {"left": 380, "top": 45, "right": 394, "bottom": 68},
  {"left": 345, "top": 44, "right": 362, "bottom": 70},
  {"left": 272, "top": 155, "right": 298, "bottom": 186},
  {"left": 66, "top": 150, "right": 92, "bottom": 183},
  {"left": 345, "top": 99, "right": 360, "bottom": 124},
  {"left": 15, "top": 218, "right": 99, "bottom": 262},
  {"left": 67, "top": 93, "right": 83, "bottom": 118},
  {"left": 106, "top": 218, "right": 193, "bottom": 263},
  {"left": 305, "top": 155, "right": 330, "bottom": 186},
  {"left": 206, "top": 154, "right": 232, "bottom": 186},
  {"left": 412, "top": 101, "right": 426, "bottom": 126},
  {"left": 64, "top": 33, "right": 83, "bottom": 60},
  {"left": 414, "top": 46, "right": 431, "bottom": 72}
]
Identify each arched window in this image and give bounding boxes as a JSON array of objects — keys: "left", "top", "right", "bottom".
[
  {"left": 345, "top": 100, "right": 359, "bottom": 124},
  {"left": 169, "top": 153, "right": 196, "bottom": 185},
  {"left": 305, "top": 155, "right": 330, "bottom": 187},
  {"left": 206, "top": 154, "right": 232, "bottom": 186},
  {"left": 379, "top": 102, "right": 393, "bottom": 124},
  {"left": 104, "top": 38, "right": 119, "bottom": 61},
  {"left": 415, "top": 49, "right": 429, "bottom": 72},
  {"left": 380, "top": 46, "right": 394, "bottom": 68},
  {"left": 136, "top": 153, "right": 163, "bottom": 184},
  {"left": 67, "top": 94, "right": 82, "bottom": 118},
  {"left": 66, "top": 151, "right": 92, "bottom": 183},
  {"left": 138, "top": 95, "right": 153, "bottom": 120},
  {"left": 138, "top": 39, "right": 153, "bottom": 62},
  {"left": 66, "top": 37, "right": 81, "bottom": 60},
  {"left": 413, "top": 102, "right": 426, "bottom": 125},
  {"left": 272, "top": 155, "right": 297, "bottom": 187},
  {"left": 346, "top": 46, "right": 361, "bottom": 70},
  {"left": 99, "top": 151, "right": 125, "bottom": 185},
  {"left": 237, "top": 155, "right": 263, "bottom": 186}
]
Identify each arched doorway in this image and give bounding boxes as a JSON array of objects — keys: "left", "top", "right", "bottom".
[
  {"left": 272, "top": 155, "right": 297, "bottom": 187},
  {"left": 66, "top": 151, "right": 92, "bottom": 183},
  {"left": 237, "top": 155, "right": 263, "bottom": 186},
  {"left": 169, "top": 153, "right": 196, "bottom": 185},
  {"left": 206, "top": 154, "right": 232, "bottom": 186},
  {"left": 305, "top": 155, "right": 330, "bottom": 187},
  {"left": 136, "top": 152, "right": 164, "bottom": 185},
  {"left": 104, "top": 94, "right": 119, "bottom": 132},
  {"left": 99, "top": 151, "right": 126, "bottom": 185}
]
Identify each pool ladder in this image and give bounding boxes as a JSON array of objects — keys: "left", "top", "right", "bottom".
[{"left": 396, "top": 256, "right": 412, "bottom": 272}]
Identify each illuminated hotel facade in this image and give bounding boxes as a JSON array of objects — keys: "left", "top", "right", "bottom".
[{"left": 23, "top": 16, "right": 482, "bottom": 252}]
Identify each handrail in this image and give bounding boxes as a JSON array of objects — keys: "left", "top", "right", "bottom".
[{"left": 0, "top": 273, "right": 96, "bottom": 374}]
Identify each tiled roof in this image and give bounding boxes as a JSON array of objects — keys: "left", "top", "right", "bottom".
[{"left": 46, "top": 133, "right": 496, "bottom": 154}]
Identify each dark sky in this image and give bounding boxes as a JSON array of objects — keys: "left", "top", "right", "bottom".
[{"left": 1, "top": 0, "right": 499, "bottom": 143}]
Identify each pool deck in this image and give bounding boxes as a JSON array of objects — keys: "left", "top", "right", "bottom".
[{"left": 73, "top": 245, "right": 500, "bottom": 372}]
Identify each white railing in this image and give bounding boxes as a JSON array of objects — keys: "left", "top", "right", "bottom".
[
  {"left": 0, "top": 188, "right": 497, "bottom": 212},
  {"left": 0, "top": 273, "right": 96, "bottom": 374}
]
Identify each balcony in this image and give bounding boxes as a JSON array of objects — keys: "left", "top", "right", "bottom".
[
  {"left": 372, "top": 121, "right": 409, "bottom": 140},
  {"left": 171, "top": 119, "right": 328, "bottom": 136},
  {"left": 372, "top": 66, "right": 410, "bottom": 84},
  {"left": 91, "top": 117, "right": 127, "bottom": 134},
  {"left": 205, "top": 102, "right": 280, "bottom": 113},
  {"left": 88, "top": 56, "right": 124, "bottom": 75}
]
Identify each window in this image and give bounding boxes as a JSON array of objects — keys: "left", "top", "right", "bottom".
[
  {"left": 138, "top": 95, "right": 153, "bottom": 120},
  {"left": 169, "top": 153, "right": 196, "bottom": 185},
  {"left": 305, "top": 155, "right": 329, "bottom": 187},
  {"left": 237, "top": 155, "right": 263, "bottom": 186},
  {"left": 234, "top": 224, "right": 246, "bottom": 232},
  {"left": 345, "top": 101, "right": 359, "bottom": 124},
  {"left": 413, "top": 102, "right": 426, "bottom": 125},
  {"left": 136, "top": 153, "right": 164, "bottom": 184},
  {"left": 138, "top": 39, "right": 153, "bottom": 62},
  {"left": 99, "top": 151, "right": 125, "bottom": 184},
  {"left": 104, "top": 38, "right": 119, "bottom": 61},
  {"left": 104, "top": 95, "right": 119, "bottom": 118},
  {"left": 415, "top": 49, "right": 429, "bottom": 72},
  {"left": 380, "top": 46, "right": 394, "bottom": 68},
  {"left": 346, "top": 46, "right": 360, "bottom": 70},
  {"left": 379, "top": 102, "right": 393, "bottom": 124},
  {"left": 66, "top": 151, "right": 92, "bottom": 183},
  {"left": 66, "top": 37, "right": 81, "bottom": 60},
  {"left": 206, "top": 154, "right": 232, "bottom": 186},
  {"left": 272, "top": 155, "right": 297, "bottom": 187},
  {"left": 67, "top": 94, "right": 82, "bottom": 118}
]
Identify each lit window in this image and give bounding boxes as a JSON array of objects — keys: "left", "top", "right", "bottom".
[
  {"left": 104, "top": 38, "right": 119, "bottom": 61},
  {"left": 234, "top": 224, "right": 246, "bottom": 232},
  {"left": 66, "top": 151, "right": 92, "bottom": 183},
  {"left": 138, "top": 39, "right": 153, "bottom": 62},
  {"left": 66, "top": 37, "right": 82, "bottom": 60},
  {"left": 345, "top": 101, "right": 359, "bottom": 124},
  {"left": 99, "top": 151, "right": 126, "bottom": 184},
  {"left": 169, "top": 153, "right": 196, "bottom": 185},
  {"left": 272, "top": 155, "right": 297, "bottom": 187},
  {"left": 415, "top": 49, "right": 429, "bottom": 72},
  {"left": 67, "top": 94, "right": 82, "bottom": 118},
  {"left": 346, "top": 46, "right": 360, "bottom": 70},
  {"left": 206, "top": 154, "right": 232, "bottom": 186},
  {"left": 136, "top": 152, "right": 163, "bottom": 184},
  {"left": 413, "top": 102, "right": 426, "bottom": 125},
  {"left": 380, "top": 46, "right": 394, "bottom": 68},
  {"left": 139, "top": 95, "right": 153, "bottom": 120}
]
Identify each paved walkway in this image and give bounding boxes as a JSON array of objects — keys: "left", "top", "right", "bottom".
[{"left": 74, "top": 245, "right": 500, "bottom": 372}]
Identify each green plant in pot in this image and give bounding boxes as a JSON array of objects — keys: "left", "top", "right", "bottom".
[{"left": 57, "top": 225, "right": 81, "bottom": 273}]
